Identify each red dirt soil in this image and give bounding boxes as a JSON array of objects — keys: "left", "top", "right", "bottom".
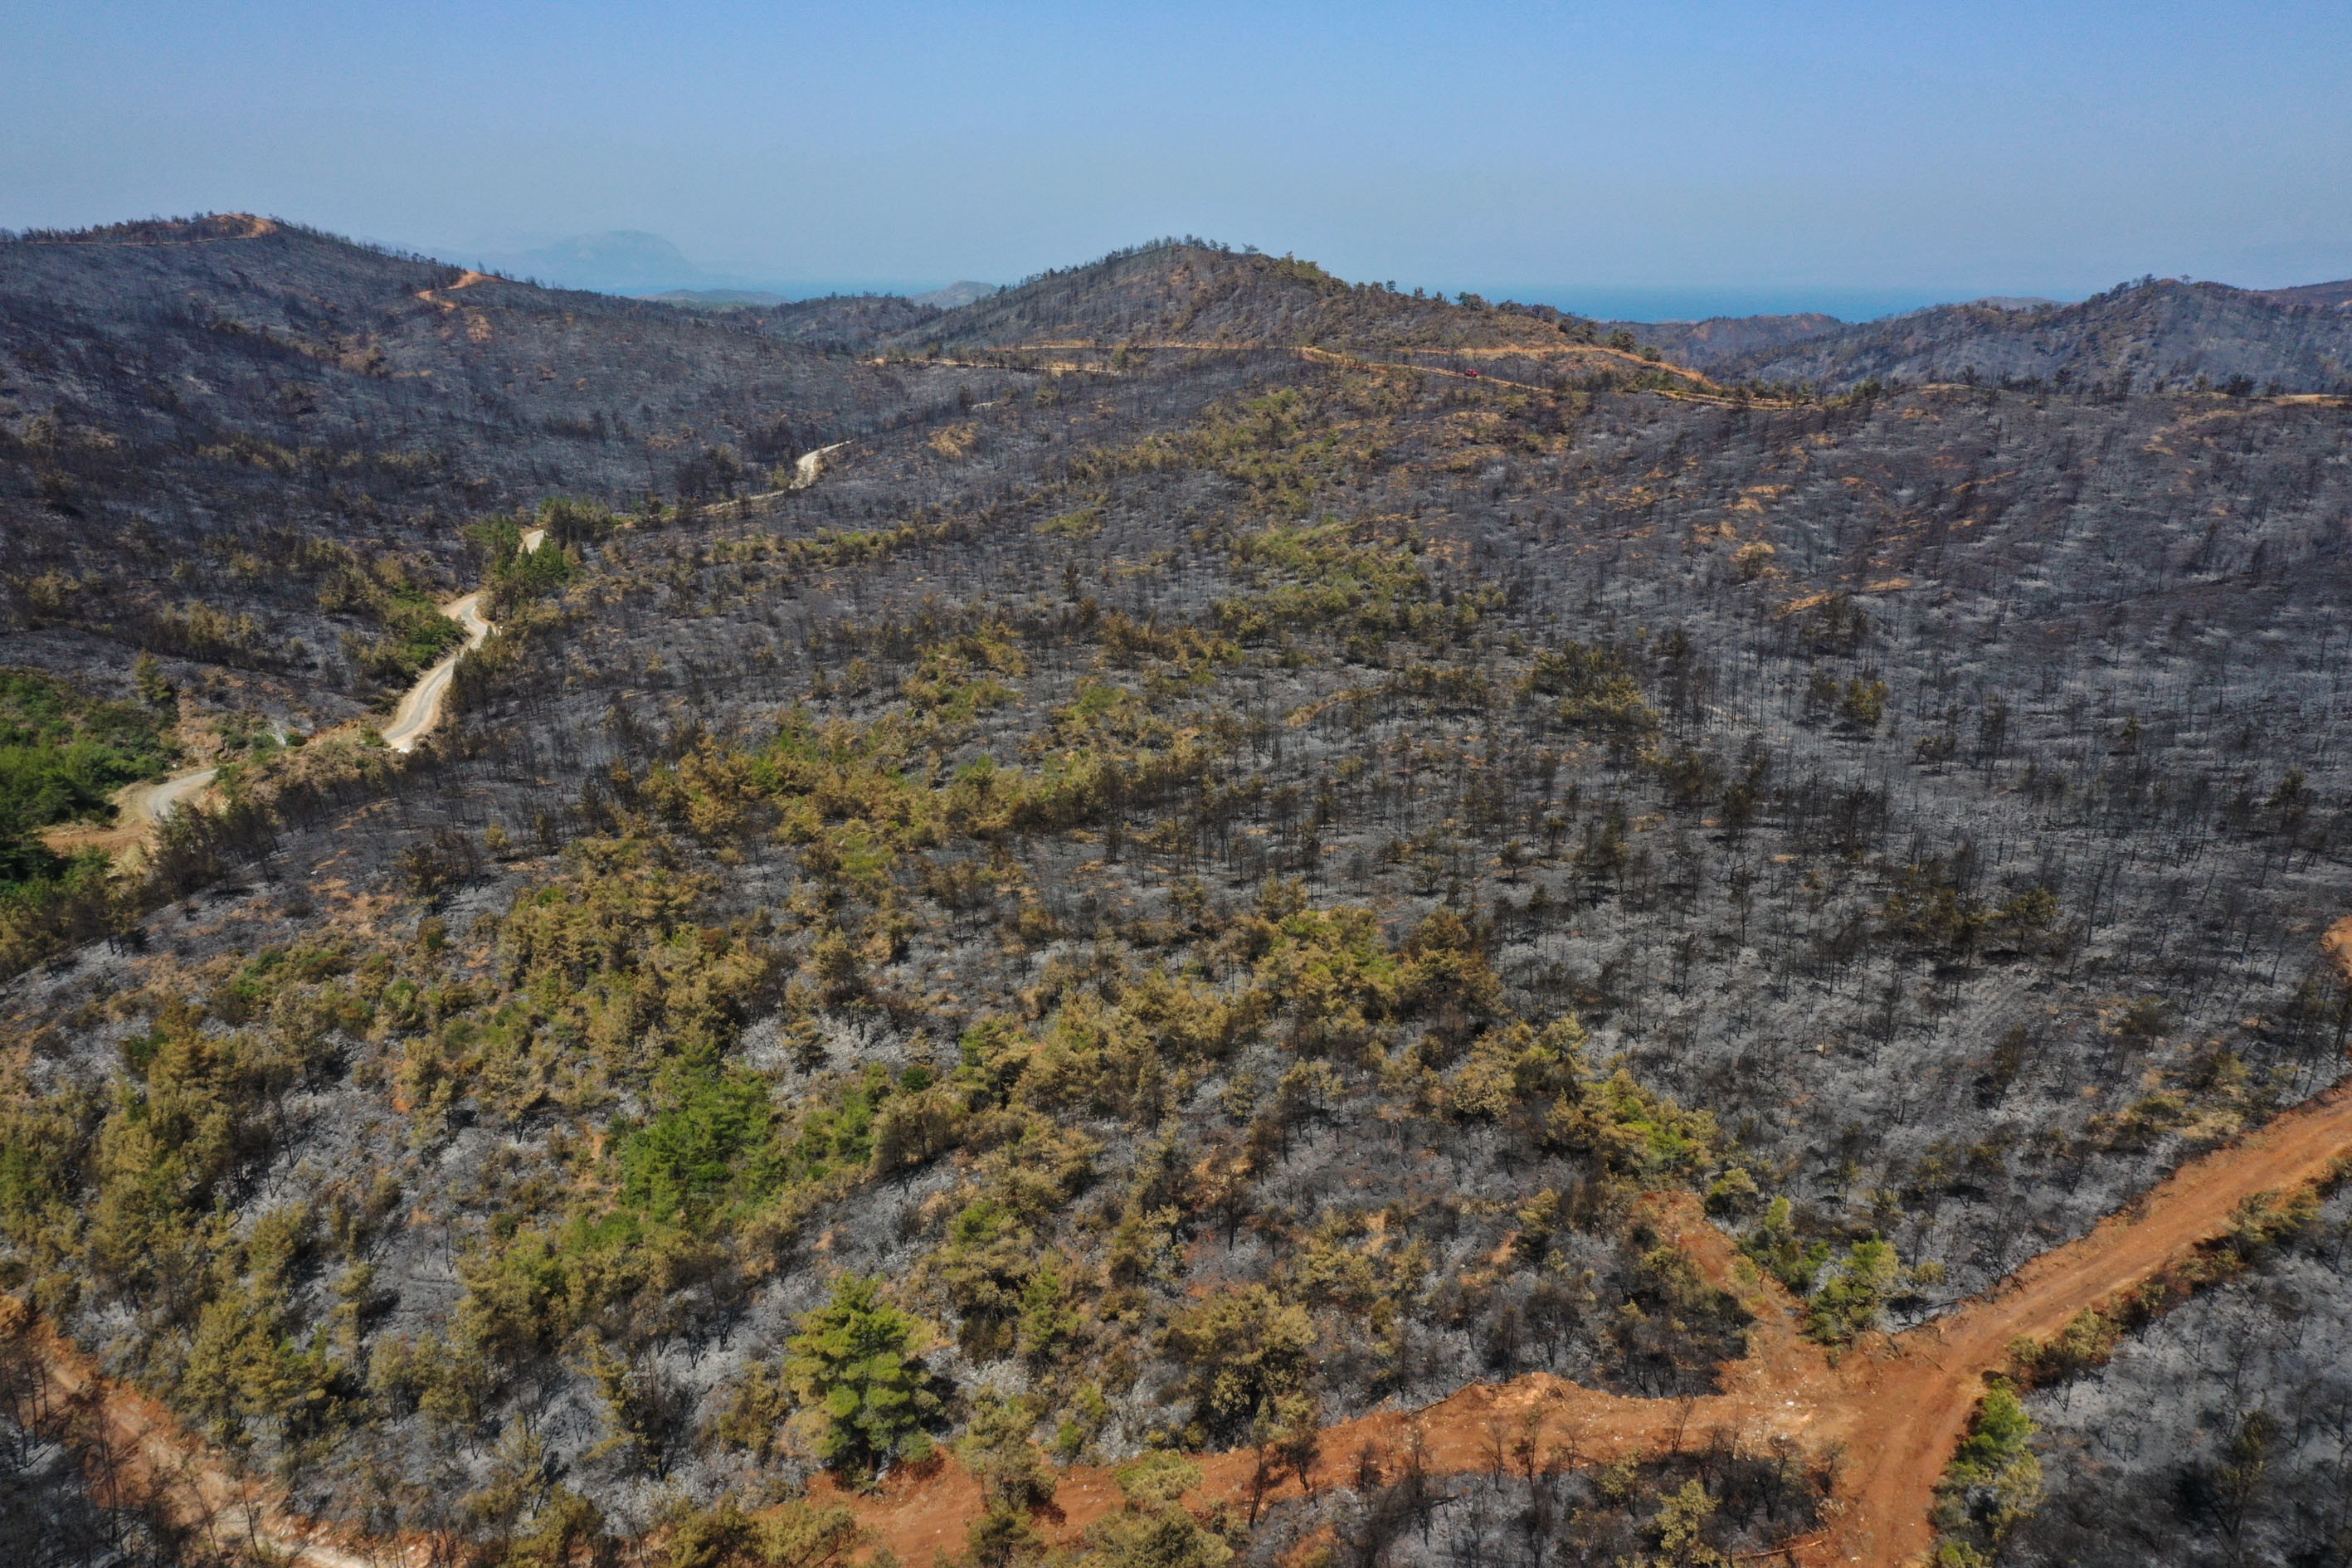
[
  {"left": 4, "top": 1299, "right": 384, "bottom": 1567},
  {"left": 19, "top": 999, "right": 2352, "bottom": 1568},
  {"left": 830, "top": 1081, "right": 2352, "bottom": 1568}
]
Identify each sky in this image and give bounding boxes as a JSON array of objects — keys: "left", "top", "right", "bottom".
[{"left": 3, "top": 1, "right": 2350, "bottom": 319}]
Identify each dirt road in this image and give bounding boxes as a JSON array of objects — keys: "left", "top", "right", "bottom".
[
  {"left": 794, "top": 441, "right": 850, "bottom": 489},
  {"left": 7, "top": 1301, "right": 388, "bottom": 1568},
  {"left": 379, "top": 527, "right": 547, "bottom": 753},
  {"left": 117, "top": 762, "right": 222, "bottom": 826},
  {"left": 1817, "top": 1075, "right": 2352, "bottom": 1565},
  {"left": 832, "top": 1077, "right": 2352, "bottom": 1568},
  {"left": 23, "top": 1064, "right": 2347, "bottom": 1568},
  {"left": 78, "top": 539, "right": 532, "bottom": 854},
  {"left": 380, "top": 591, "right": 491, "bottom": 753}
]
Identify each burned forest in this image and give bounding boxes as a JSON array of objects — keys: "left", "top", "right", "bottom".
[{"left": 2, "top": 217, "right": 2350, "bottom": 1568}]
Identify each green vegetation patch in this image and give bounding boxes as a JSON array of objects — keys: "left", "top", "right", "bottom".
[{"left": 0, "top": 666, "right": 174, "bottom": 884}]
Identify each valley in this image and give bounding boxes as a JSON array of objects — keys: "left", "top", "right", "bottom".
[{"left": 2, "top": 218, "right": 2350, "bottom": 1568}]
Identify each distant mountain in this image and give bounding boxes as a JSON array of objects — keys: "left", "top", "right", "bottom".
[
  {"left": 1717, "top": 277, "right": 2352, "bottom": 392},
  {"left": 911, "top": 280, "right": 998, "bottom": 309}
]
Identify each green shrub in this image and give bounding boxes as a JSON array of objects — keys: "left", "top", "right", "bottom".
[
  {"left": 0, "top": 667, "right": 174, "bottom": 883},
  {"left": 1805, "top": 1236, "right": 1899, "bottom": 1343},
  {"left": 619, "top": 1069, "right": 779, "bottom": 1222},
  {"left": 1161, "top": 1283, "right": 1315, "bottom": 1447},
  {"left": 784, "top": 1273, "right": 943, "bottom": 1482},
  {"left": 1931, "top": 1381, "right": 2043, "bottom": 1561},
  {"left": 1079, "top": 1454, "right": 1230, "bottom": 1568}
]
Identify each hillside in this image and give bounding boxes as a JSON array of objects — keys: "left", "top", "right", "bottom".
[
  {"left": 1720, "top": 275, "right": 2352, "bottom": 392},
  {"left": 1594, "top": 310, "right": 1844, "bottom": 368},
  {"left": 0, "top": 217, "right": 996, "bottom": 723},
  {"left": 2, "top": 219, "right": 2352, "bottom": 1568},
  {"left": 648, "top": 288, "right": 792, "bottom": 309},
  {"left": 754, "top": 292, "right": 944, "bottom": 347},
  {"left": 2254, "top": 276, "right": 2352, "bottom": 313},
  {"left": 913, "top": 281, "right": 999, "bottom": 309},
  {"left": 879, "top": 240, "right": 1609, "bottom": 355}
]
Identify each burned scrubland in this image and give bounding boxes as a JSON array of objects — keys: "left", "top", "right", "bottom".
[
  {"left": 1, "top": 221, "right": 2350, "bottom": 1566},
  {"left": 1716, "top": 274, "right": 2352, "bottom": 395},
  {"left": 0, "top": 215, "right": 1010, "bottom": 720}
]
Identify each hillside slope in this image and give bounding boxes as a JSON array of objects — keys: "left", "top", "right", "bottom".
[
  {"left": 0, "top": 216, "right": 999, "bottom": 723},
  {"left": 1595, "top": 310, "right": 1843, "bottom": 368},
  {"left": 753, "top": 292, "right": 943, "bottom": 347},
  {"left": 882, "top": 240, "right": 1607, "bottom": 354},
  {"left": 3, "top": 219, "right": 2352, "bottom": 1568},
  {"left": 1721, "top": 275, "right": 2352, "bottom": 392},
  {"left": 2253, "top": 276, "right": 2352, "bottom": 313}
]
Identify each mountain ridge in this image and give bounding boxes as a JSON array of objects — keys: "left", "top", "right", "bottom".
[
  {"left": 5, "top": 211, "right": 2352, "bottom": 1568},
  {"left": 1714, "top": 275, "right": 2352, "bottom": 392}
]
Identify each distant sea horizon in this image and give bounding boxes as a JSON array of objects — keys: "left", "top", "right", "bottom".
[
  {"left": 404, "top": 233, "right": 2077, "bottom": 325},
  {"left": 1496, "top": 284, "right": 2070, "bottom": 324},
  {"left": 613, "top": 280, "right": 2059, "bottom": 324}
]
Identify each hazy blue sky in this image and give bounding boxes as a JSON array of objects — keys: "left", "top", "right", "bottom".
[{"left": 4, "top": 1, "right": 2348, "bottom": 318}]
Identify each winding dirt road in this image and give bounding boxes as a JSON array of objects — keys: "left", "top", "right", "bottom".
[
  {"left": 114, "top": 765, "right": 222, "bottom": 830},
  {"left": 1822, "top": 1076, "right": 2352, "bottom": 1563},
  {"left": 377, "top": 590, "right": 492, "bottom": 754},
  {"left": 19, "top": 1014, "right": 2348, "bottom": 1566},
  {"left": 830, "top": 1074, "right": 2352, "bottom": 1568},
  {"left": 90, "top": 527, "right": 545, "bottom": 846}
]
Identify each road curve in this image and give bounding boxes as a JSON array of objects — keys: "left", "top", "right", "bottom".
[
  {"left": 379, "top": 591, "right": 492, "bottom": 753},
  {"left": 377, "top": 527, "right": 540, "bottom": 752},
  {"left": 793, "top": 441, "right": 850, "bottom": 489},
  {"left": 115, "top": 762, "right": 222, "bottom": 827},
  {"left": 105, "top": 535, "right": 542, "bottom": 830}
]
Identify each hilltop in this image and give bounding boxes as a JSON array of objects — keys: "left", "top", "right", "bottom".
[
  {"left": 1717, "top": 275, "right": 2352, "bottom": 392},
  {"left": 2, "top": 216, "right": 2352, "bottom": 1568},
  {"left": 870, "top": 239, "right": 1612, "bottom": 355}
]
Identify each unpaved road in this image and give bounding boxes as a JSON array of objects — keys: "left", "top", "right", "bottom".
[
  {"left": 831, "top": 1075, "right": 2352, "bottom": 1568},
  {"left": 8, "top": 1303, "right": 387, "bottom": 1568},
  {"left": 911, "top": 337, "right": 1723, "bottom": 391},
  {"left": 378, "top": 525, "right": 543, "bottom": 753},
  {"left": 91, "top": 528, "right": 546, "bottom": 843},
  {"left": 115, "top": 764, "right": 222, "bottom": 829},
  {"left": 794, "top": 441, "right": 850, "bottom": 489},
  {"left": 378, "top": 591, "right": 491, "bottom": 753},
  {"left": 1818, "top": 1075, "right": 2352, "bottom": 1565},
  {"left": 27, "top": 1062, "right": 2350, "bottom": 1568}
]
